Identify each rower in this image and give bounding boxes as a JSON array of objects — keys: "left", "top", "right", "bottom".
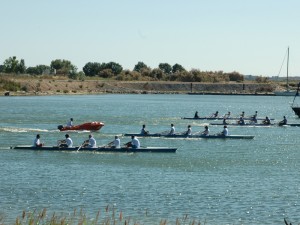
[
  {"left": 224, "top": 111, "right": 231, "bottom": 119},
  {"left": 279, "top": 116, "right": 287, "bottom": 126},
  {"left": 58, "top": 134, "right": 73, "bottom": 148},
  {"left": 112, "top": 135, "right": 121, "bottom": 148},
  {"left": 194, "top": 111, "right": 199, "bottom": 118},
  {"left": 126, "top": 136, "right": 140, "bottom": 148},
  {"left": 222, "top": 118, "right": 228, "bottom": 125},
  {"left": 262, "top": 116, "right": 271, "bottom": 125},
  {"left": 238, "top": 116, "right": 245, "bottom": 125},
  {"left": 140, "top": 124, "right": 149, "bottom": 135},
  {"left": 240, "top": 111, "right": 245, "bottom": 118},
  {"left": 82, "top": 134, "right": 97, "bottom": 148},
  {"left": 201, "top": 126, "right": 210, "bottom": 136},
  {"left": 185, "top": 125, "right": 192, "bottom": 136},
  {"left": 220, "top": 125, "right": 229, "bottom": 136},
  {"left": 211, "top": 111, "right": 219, "bottom": 118},
  {"left": 33, "top": 134, "right": 43, "bottom": 147},
  {"left": 169, "top": 124, "right": 175, "bottom": 135}
]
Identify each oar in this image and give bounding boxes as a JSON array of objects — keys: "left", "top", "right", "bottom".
[{"left": 77, "top": 141, "right": 86, "bottom": 151}]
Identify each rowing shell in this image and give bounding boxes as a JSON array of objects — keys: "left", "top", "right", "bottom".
[
  {"left": 11, "top": 145, "right": 177, "bottom": 153},
  {"left": 124, "top": 133, "right": 254, "bottom": 139},
  {"left": 210, "top": 123, "right": 275, "bottom": 126},
  {"left": 182, "top": 117, "right": 274, "bottom": 121}
]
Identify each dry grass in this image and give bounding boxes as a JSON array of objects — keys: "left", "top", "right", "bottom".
[{"left": 0, "top": 206, "right": 206, "bottom": 225}]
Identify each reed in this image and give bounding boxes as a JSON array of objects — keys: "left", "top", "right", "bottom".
[{"left": 2, "top": 206, "right": 205, "bottom": 225}]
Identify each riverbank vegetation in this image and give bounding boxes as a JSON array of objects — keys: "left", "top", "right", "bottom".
[
  {"left": 0, "top": 56, "right": 246, "bottom": 83},
  {"left": 2, "top": 207, "right": 204, "bottom": 225}
]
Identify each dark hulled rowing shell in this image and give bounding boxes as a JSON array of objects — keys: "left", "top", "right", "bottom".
[
  {"left": 123, "top": 133, "right": 254, "bottom": 139},
  {"left": 210, "top": 123, "right": 300, "bottom": 127},
  {"left": 11, "top": 145, "right": 177, "bottom": 153},
  {"left": 182, "top": 117, "right": 274, "bottom": 121}
]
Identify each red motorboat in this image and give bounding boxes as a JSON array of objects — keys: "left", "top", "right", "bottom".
[{"left": 57, "top": 121, "right": 104, "bottom": 131}]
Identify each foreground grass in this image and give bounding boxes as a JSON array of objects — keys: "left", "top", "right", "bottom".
[{"left": 1, "top": 206, "right": 205, "bottom": 225}]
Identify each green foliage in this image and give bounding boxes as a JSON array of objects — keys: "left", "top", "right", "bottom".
[
  {"left": 0, "top": 78, "right": 21, "bottom": 91},
  {"left": 2, "top": 56, "right": 26, "bottom": 74},
  {"left": 50, "top": 59, "right": 76, "bottom": 75},
  {"left": 26, "top": 65, "right": 51, "bottom": 75},
  {"left": 172, "top": 63, "right": 185, "bottom": 73},
  {"left": 227, "top": 71, "right": 244, "bottom": 82},
  {"left": 134, "top": 61, "right": 149, "bottom": 72},
  {"left": 83, "top": 62, "right": 102, "bottom": 76},
  {"left": 159, "top": 63, "right": 172, "bottom": 74}
]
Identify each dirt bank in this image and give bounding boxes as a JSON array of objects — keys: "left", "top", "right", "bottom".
[{"left": 1, "top": 77, "right": 280, "bottom": 96}]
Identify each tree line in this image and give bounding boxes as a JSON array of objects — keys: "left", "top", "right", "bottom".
[{"left": 0, "top": 56, "right": 245, "bottom": 82}]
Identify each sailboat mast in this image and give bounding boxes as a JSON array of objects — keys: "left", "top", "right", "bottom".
[{"left": 287, "top": 47, "right": 289, "bottom": 91}]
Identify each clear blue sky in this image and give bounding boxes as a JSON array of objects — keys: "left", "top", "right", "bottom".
[{"left": 1, "top": 0, "right": 300, "bottom": 77}]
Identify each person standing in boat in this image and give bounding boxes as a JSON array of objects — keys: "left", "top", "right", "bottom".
[
  {"left": 201, "top": 126, "right": 210, "bottom": 136},
  {"left": 83, "top": 134, "right": 97, "bottom": 148},
  {"left": 33, "top": 134, "right": 43, "bottom": 147},
  {"left": 66, "top": 118, "right": 74, "bottom": 127},
  {"left": 220, "top": 125, "right": 229, "bottom": 136},
  {"left": 169, "top": 124, "right": 175, "bottom": 135},
  {"left": 140, "top": 124, "right": 149, "bottom": 135},
  {"left": 279, "top": 116, "right": 287, "bottom": 125},
  {"left": 58, "top": 134, "right": 73, "bottom": 148}
]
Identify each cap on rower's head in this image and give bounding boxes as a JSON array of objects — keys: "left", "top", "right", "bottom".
[
  {"left": 115, "top": 135, "right": 118, "bottom": 139},
  {"left": 36, "top": 134, "right": 40, "bottom": 138},
  {"left": 224, "top": 125, "right": 227, "bottom": 128},
  {"left": 70, "top": 118, "right": 73, "bottom": 121},
  {"left": 143, "top": 124, "right": 146, "bottom": 127},
  {"left": 89, "top": 134, "right": 92, "bottom": 138},
  {"left": 171, "top": 123, "right": 174, "bottom": 126},
  {"left": 65, "top": 134, "right": 69, "bottom": 138},
  {"left": 131, "top": 135, "right": 135, "bottom": 139},
  {"left": 205, "top": 126, "right": 208, "bottom": 129}
]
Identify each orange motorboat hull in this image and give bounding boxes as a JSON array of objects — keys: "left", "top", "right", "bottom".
[{"left": 58, "top": 122, "right": 104, "bottom": 131}]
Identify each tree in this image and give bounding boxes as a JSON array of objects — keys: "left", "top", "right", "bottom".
[
  {"left": 105, "top": 62, "right": 123, "bottom": 75},
  {"left": 134, "top": 61, "right": 149, "bottom": 72},
  {"left": 2, "top": 56, "right": 26, "bottom": 73},
  {"left": 26, "top": 65, "right": 51, "bottom": 75},
  {"left": 172, "top": 63, "right": 185, "bottom": 73},
  {"left": 159, "top": 63, "right": 172, "bottom": 74},
  {"left": 50, "top": 59, "right": 76, "bottom": 75},
  {"left": 83, "top": 62, "right": 102, "bottom": 76}
]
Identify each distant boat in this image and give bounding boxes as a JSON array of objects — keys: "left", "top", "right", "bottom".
[
  {"left": 274, "top": 47, "right": 297, "bottom": 96},
  {"left": 291, "top": 82, "right": 300, "bottom": 117}
]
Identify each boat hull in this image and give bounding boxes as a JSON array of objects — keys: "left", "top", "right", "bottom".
[
  {"left": 12, "top": 145, "right": 177, "bottom": 153},
  {"left": 124, "top": 133, "right": 254, "bottom": 139},
  {"left": 58, "top": 122, "right": 104, "bottom": 131},
  {"left": 274, "top": 91, "right": 297, "bottom": 96},
  {"left": 182, "top": 117, "right": 274, "bottom": 121},
  {"left": 292, "top": 107, "right": 300, "bottom": 117},
  {"left": 210, "top": 123, "right": 274, "bottom": 126}
]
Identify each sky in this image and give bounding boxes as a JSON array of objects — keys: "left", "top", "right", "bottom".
[{"left": 1, "top": 0, "right": 300, "bottom": 77}]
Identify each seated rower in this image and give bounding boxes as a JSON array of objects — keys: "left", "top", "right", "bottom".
[
  {"left": 112, "top": 136, "right": 121, "bottom": 148},
  {"left": 82, "top": 134, "right": 97, "bottom": 148},
  {"left": 58, "top": 134, "right": 73, "bottom": 148},
  {"left": 126, "top": 135, "right": 140, "bottom": 149},
  {"left": 140, "top": 124, "right": 149, "bottom": 135},
  {"left": 211, "top": 111, "right": 219, "bottom": 118},
  {"left": 220, "top": 125, "right": 229, "bottom": 136},
  {"left": 201, "top": 126, "right": 210, "bottom": 136},
  {"left": 238, "top": 116, "right": 245, "bottom": 125},
  {"left": 224, "top": 111, "right": 231, "bottom": 119},
  {"left": 33, "top": 134, "right": 43, "bottom": 147},
  {"left": 240, "top": 111, "right": 245, "bottom": 118},
  {"left": 194, "top": 111, "right": 199, "bottom": 118},
  {"left": 184, "top": 125, "right": 192, "bottom": 136},
  {"left": 278, "top": 116, "right": 287, "bottom": 126},
  {"left": 262, "top": 116, "right": 271, "bottom": 125},
  {"left": 222, "top": 118, "right": 228, "bottom": 125},
  {"left": 169, "top": 124, "right": 175, "bottom": 135}
]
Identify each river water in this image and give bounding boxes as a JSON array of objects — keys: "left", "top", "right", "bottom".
[{"left": 0, "top": 94, "right": 300, "bottom": 224}]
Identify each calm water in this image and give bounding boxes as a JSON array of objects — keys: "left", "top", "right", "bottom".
[{"left": 0, "top": 94, "right": 300, "bottom": 224}]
